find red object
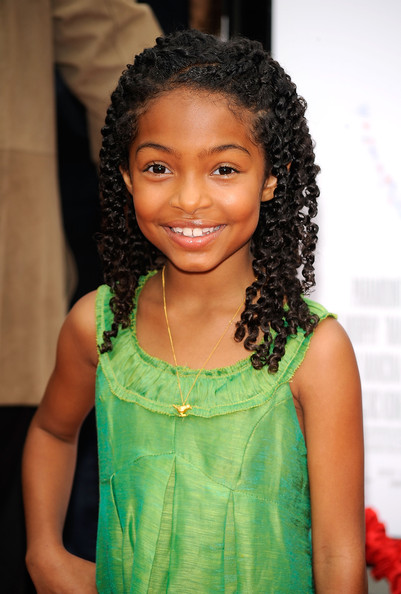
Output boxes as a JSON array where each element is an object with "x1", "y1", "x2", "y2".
[{"x1": 366, "y1": 508, "x2": 401, "y2": 593}]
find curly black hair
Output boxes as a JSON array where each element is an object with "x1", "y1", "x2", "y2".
[{"x1": 98, "y1": 29, "x2": 320, "y2": 372}]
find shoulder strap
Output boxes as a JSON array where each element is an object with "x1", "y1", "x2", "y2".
[
  {"x1": 95, "y1": 272, "x2": 157, "y2": 349},
  {"x1": 95, "y1": 284, "x2": 114, "y2": 347},
  {"x1": 276, "y1": 297, "x2": 337, "y2": 384},
  {"x1": 302, "y1": 296, "x2": 336, "y2": 321}
]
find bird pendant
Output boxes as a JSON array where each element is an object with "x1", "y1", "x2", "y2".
[{"x1": 173, "y1": 403, "x2": 192, "y2": 417}]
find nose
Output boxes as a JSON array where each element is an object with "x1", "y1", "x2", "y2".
[{"x1": 170, "y1": 174, "x2": 211, "y2": 214}]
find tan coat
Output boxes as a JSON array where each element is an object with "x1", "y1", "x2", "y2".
[{"x1": 0, "y1": 0, "x2": 161, "y2": 405}]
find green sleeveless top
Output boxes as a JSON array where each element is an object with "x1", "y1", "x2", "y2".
[{"x1": 95, "y1": 273, "x2": 334, "y2": 593}]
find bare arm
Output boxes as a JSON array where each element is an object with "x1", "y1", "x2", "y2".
[
  {"x1": 292, "y1": 318, "x2": 367, "y2": 593},
  {"x1": 22, "y1": 292, "x2": 98, "y2": 593}
]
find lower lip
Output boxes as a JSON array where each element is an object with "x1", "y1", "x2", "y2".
[{"x1": 163, "y1": 226, "x2": 225, "y2": 249}]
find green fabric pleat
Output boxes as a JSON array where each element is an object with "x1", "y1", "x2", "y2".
[
  {"x1": 148, "y1": 460, "x2": 175, "y2": 592},
  {"x1": 95, "y1": 273, "x2": 335, "y2": 593}
]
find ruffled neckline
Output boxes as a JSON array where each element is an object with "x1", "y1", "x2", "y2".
[{"x1": 96, "y1": 273, "x2": 332, "y2": 417}]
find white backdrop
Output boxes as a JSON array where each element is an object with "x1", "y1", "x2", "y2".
[{"x1": 272, "y1": 0, "x2": 401, "y2": 536}]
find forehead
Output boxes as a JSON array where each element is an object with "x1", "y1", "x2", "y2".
[{"x1": 134, "y1": 88, "x2": 258, "y2": 148}]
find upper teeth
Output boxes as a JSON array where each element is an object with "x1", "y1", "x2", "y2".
[{"x1": 171, "y1": 226, "x2": 220, "y2": 237}]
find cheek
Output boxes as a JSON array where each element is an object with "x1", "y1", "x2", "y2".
[
  {"x1": 132, "y1": 190, "x2": 156, "y2": 222},
  {"x1": 131, "y1": 178, "x2": 166, "y2": 217},
  {"x1": 225, "y1": 191, "x2": 261, "y2": 225},
  {"x1": 133, "y1": 206, "x2": 156, "y2": 236},
  {"x1": 133, "y1": 208, "x2": 160, "y2": 247}
]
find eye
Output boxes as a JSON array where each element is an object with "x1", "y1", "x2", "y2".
[
  {"x1": 144, "y1": 163, "x2": 172, "y2": 175},
  {"x1": 212, "y1": 165, "x2": 238, "y2": 176}
]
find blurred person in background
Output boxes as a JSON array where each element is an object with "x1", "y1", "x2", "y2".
[{"x1": 0, "y1": 1, "x2": 161, "y2": 590}]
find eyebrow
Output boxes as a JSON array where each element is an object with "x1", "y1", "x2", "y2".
[
  {"x1": 135, "y1": 142, "x2": 251, "y2": 157},
  {"x1": 135, "y1": 142, "x2": 176, "y2": 155},
  {"x1": 201, "y1": 144, "x2": 251, "y2": 157}
]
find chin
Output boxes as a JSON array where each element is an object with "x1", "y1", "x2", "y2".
[{"x1": 166, "y1": 257, "x2": 223, "y2": 275}]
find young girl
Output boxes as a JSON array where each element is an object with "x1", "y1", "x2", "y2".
[{"x1": 23, "y1": 30, "x2": 367, "y2": 593}]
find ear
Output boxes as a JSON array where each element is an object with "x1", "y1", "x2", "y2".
[
  {"x1": 119, "y1": 165, "x2": 133, "y2": 196},
  {"x1": 261, "y1": 174, "x2": 277, "y2": 202}
]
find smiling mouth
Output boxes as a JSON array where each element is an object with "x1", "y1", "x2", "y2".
[{"x1": 170, "y1": 225, "x2": 221, "y2": 237}]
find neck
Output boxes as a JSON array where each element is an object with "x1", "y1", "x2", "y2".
[{"x1": 162, "y1": 258, "x2": 255, "y2": 305}]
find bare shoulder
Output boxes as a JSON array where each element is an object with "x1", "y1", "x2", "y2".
[
  {"x1": 304, "y1": 316, "x2": 356, "y2": 367},
  {"x1": 292, "y1": 317, "x2": 361, "y2": 406},
  {"x1": 60, "y1": 290, "x2": 98, "y2": 368}
]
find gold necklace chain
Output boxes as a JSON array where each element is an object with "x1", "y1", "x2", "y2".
[{"x1": 162, "y1": 266, "x2": 244, "y2": 417}]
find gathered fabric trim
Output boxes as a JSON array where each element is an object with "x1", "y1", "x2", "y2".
[{"x1": 96, "y1": 273, "x2": 335, "y2": 417}]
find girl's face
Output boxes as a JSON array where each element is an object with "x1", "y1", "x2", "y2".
[{"x1": 121, "y1": 88, "x2": 276, "y2": 275}]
